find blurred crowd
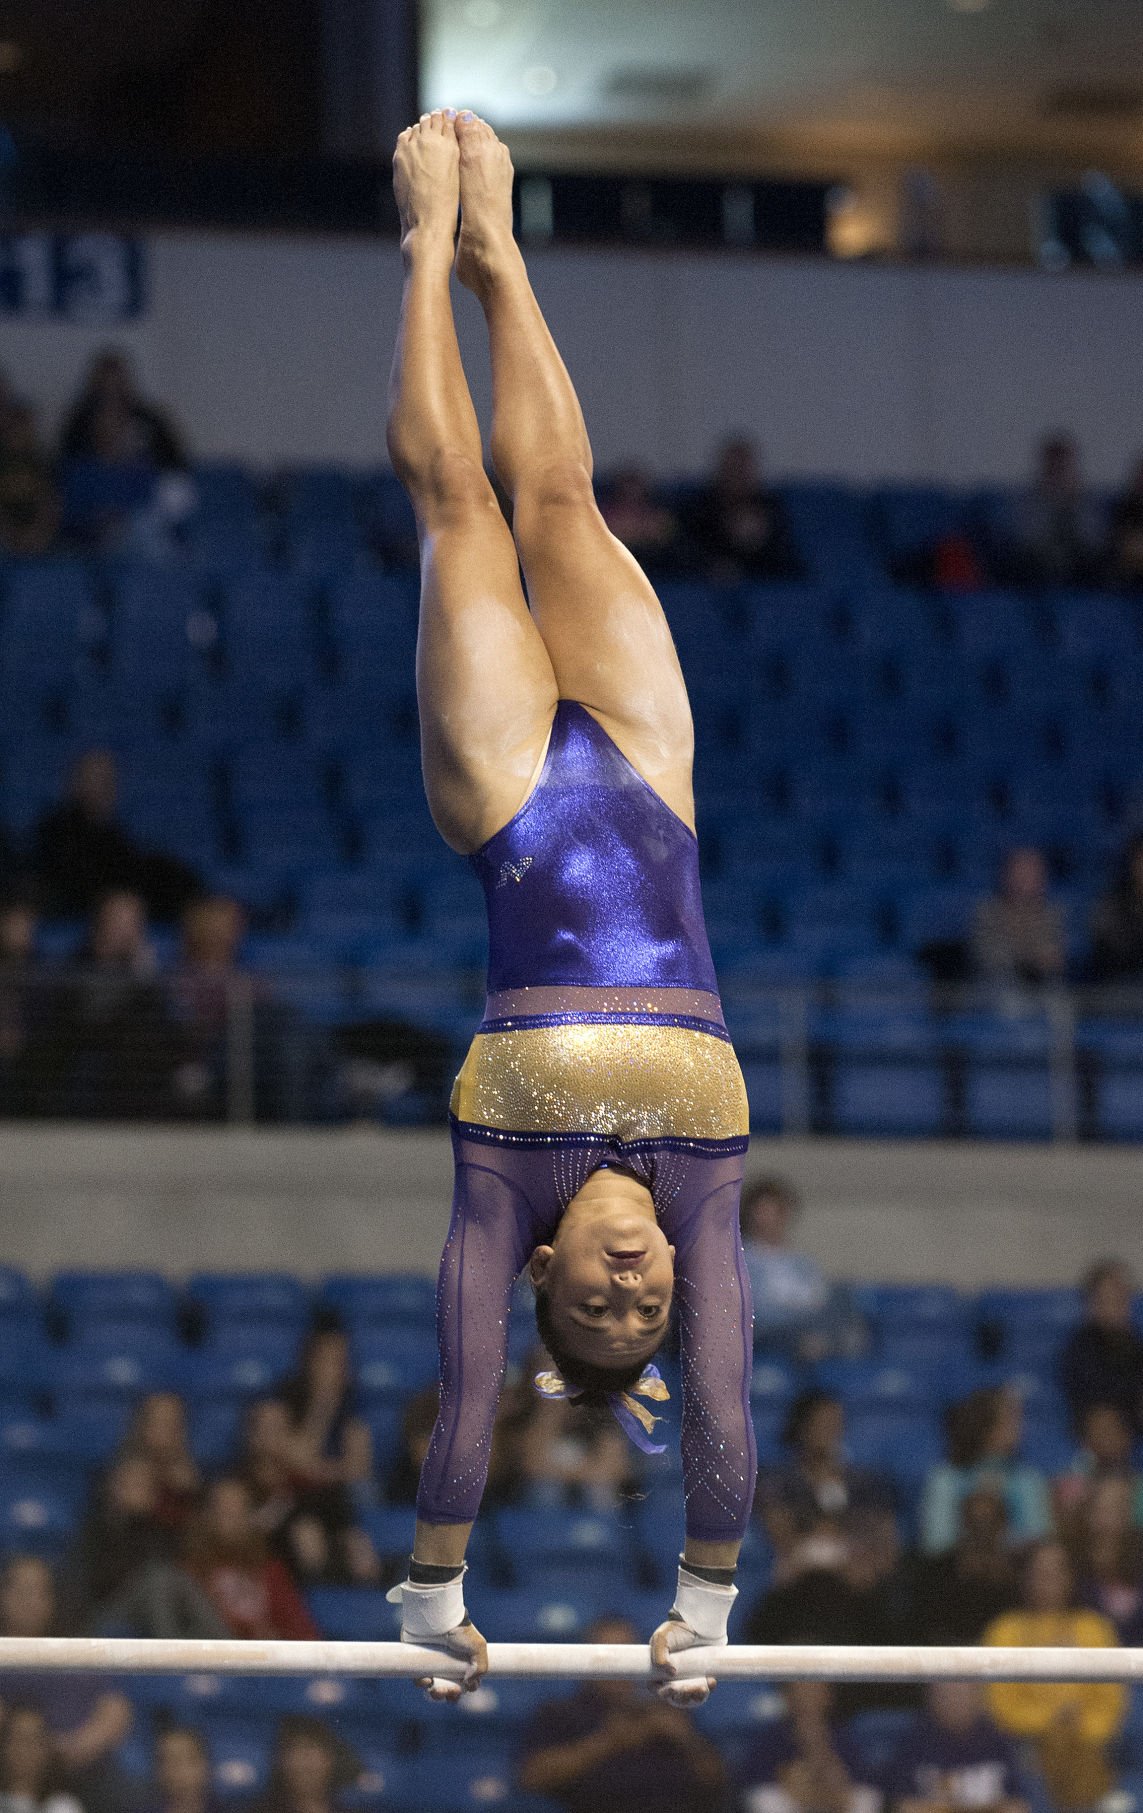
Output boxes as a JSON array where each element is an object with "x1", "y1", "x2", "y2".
[
  {"x1": 0, "y1": 751, "x2": 452, "y2": 1123},
  {"x1": 0, "y1": 353, "x2": 195, "y2": 566},
  {"x1": 0, "y1": 1191, "x2": 1142, "y2": 1811},
  {"x1": 3, "y1": 746, "x2": 1143, "y2": 1131},
  {"x1": 5, "y1": 353, "x2": 1143, "y2": 596}
]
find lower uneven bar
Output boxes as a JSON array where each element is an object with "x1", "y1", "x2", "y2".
[{"x1": 0, "y1": 1639, "x2": 1142, "y2": 1682}]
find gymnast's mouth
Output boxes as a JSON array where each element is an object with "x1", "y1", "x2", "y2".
[{"x1": 606, "y1": 1250, "x2": 647, "y2": 1263}]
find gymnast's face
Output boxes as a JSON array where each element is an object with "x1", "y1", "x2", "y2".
[{"x1": 529, "y1": 1167, "x2": 675, "y2": 1366}]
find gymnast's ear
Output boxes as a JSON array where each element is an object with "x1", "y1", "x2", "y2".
[{"x1": 528, "y1": 1246, "x2": 555, "y2": 1290}]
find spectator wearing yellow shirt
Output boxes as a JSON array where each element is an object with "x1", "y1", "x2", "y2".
[{"x1": 983, "y1": 1539, "x2": 1125, "y2": 1812}]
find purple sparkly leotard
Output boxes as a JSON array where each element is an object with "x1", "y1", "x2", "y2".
[{"x1": 417, "y1": 700, "x2": 755, "y2": 1543}]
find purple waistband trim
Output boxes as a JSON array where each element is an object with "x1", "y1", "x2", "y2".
[
  {"x1": 475, "y1": 1010, "x2": 730, "y2": 1040},
  {"x1": 450, "y1": 1117, "x2": 750, "y2": 1159}
]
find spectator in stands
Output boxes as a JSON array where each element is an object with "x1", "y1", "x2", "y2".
[
  {"x1": 0, "y1": 401, "x2": 61, "y2": 556},
  {"x1": 32, "y1": 751, "x2": 201, "y2": 924},
  {"x1": 885, "y1": 1681, "x2": 1027, "y2": 1813},
  {"x1": 170, "y1": 896, "x2": 328, "y2": 1124},
  {"x1": 60, "y1": 351, "x2": 186, "y2": 471},
  {"x1": 1055, "y1": 1402, "x2": 1143, "y2": 1528},
  {"x1": 239, "y1": 1397, "x2": 380, "y2": 1586},
  {"x1": 147, "y1": 1727, "x2": 218, "y2": 1813},
  {"x1": 0, "y1": 1557, "x2": 134, "y2": 1813},
  {"x1": 1060, "y1": 1259, "x2": 1143, "y2": 1437},
  {"x1": 181, "y1": 1476, "x2": 320, "y2": 1641},
  {"x1": 598, "y1": 469, "x2": 686, "y2": 576},
  {"x1": 983, "y1": 1538, "x2": 1125, "y2": 1811},
  {"x1": 972, "y1": 848, "x2": 1066, "y2": 991},
  {"x1": 919, "y1": 1387, "x2": 1050, "y2": 1556},
  {"x1": 51, "y1": 891, "x2": 180, "y2": 1120},
  {"x1": 517, "y1": 1614, "x2": 725, "y2": 1813},
  {"x1": 745, "y1": 1514, "x2": 911, "y2": 1716},
  {"x1": 517, "y1": 1395, "x2": 640, "y2": 1511},
  {"x1": 123, "y1": 1394, "x2": 202, "y2": 1530},
  {"x1": 62, "y1": 1453, "x2": 223, "y2": 1639},
  {"x1": 909, "y1": 1487, "x2": 1019, "y2": 1646},
  {"x1": 1108, "y1": 454, "x2": 1143, "y2": 591},
  {"x1": 1066, "y1": 1475, "x2": 1143, "y2": 1645},
  {"x1": 999, "y1": 434, "x2": 1106, "y2": 588},
  {"x1": 740, "y1": 1174, "x2": 861, "y2": 1360},
  {"x1": 683, "y1": 436, "x2": 805, "y2": 583},
  {"x1": 1089, "y1": 833, "x2": 1143, "y2": 984},
  {"x1": 277, "y1": 1321, "x2": 373, "y2": 1494},
  {"x1": 0, "y1": 893, "x2": 47, "y2": 1117},
  {"x1": 758, "y1": 1391, "x2": 896, "y2": 1567},
  {"x1": 738, "y1": 1679, "x2": 879, "y2": 1813},
  {"x1": 0, "y1": 1704, "x2": 86, "y2": 1813},
  {"x1": 247, "y1": 1717, "x2": 361, "y2": 1813},
  {"x1": 59, "y1": 390, "x2": 194, "y2": 560}
]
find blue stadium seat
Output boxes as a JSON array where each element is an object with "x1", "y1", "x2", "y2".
[
  {"x1": 845, "y1": 1407, "x2": 942, "y2": 1488},
  {"x1": 735, "y1": 1055, "x2": 781, "y2": 1131},
  {"x1": 202, "y1": 1719, "x2": 271, "y2": 1800},
  {"x1": 832, "y1": 1058, "x2": 946, "y2": 1136},
  {"x1": 873, "y1": 486, "x2": 966, "y2": 570},
  {"x1": 188, "y1": 1272, "x2": 312, "y2": 1328},
  {"x1": 52, "y1": 1269, "x2": 176, "y2": 1327},
  {"x1": 322, "y1": 1274, "x2": 437, "y2": 1327},
  {"x1": 188, "y1": 1400, "x2": 244, "y2": 1468},
  {"x1": 306, "y1": 1585, "x2": 399, "y2": 1641},
  {"x1": 351, "y1": 1329, "x2": 439, "y2": 1402},
  {"x1": 845, "y1": 1707, "x2": 920, "y2": 1777},
  {"x1": 186, "y1": 1350, "x2": 292, "y2": 1402},
  {"x1": 48, "y1": 1334, "x2": 186, "y2": 1401},
  {"x1": 492, "y1": 1505, "x2": 632, "y2": 1580},
  {"x1": 484, "y1": 1585, "x2": 619, "y2": 1643},
  {"x1": 0, "y1": 1483, "x2": 78, "y2": 1555},
  {"x1": 964, "y1": 1064, "x2": 1055, "y2": 1140},
  {"x1": 385, "y1": 1753, "x2": 541, "y2": 1813},
  {"x1": 817, "y1": 1357, "x2": 950, "y2": 1410},
  {"x1": 192, "y1": 462, "x2": 263, "y2": 524}
]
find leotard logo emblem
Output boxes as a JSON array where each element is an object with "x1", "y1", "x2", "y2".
[{"x1": 496, "y1": 857, "x2": 533, "y2": 888}]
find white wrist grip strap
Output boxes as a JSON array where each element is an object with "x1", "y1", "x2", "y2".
[
  {"x1": 671, "y1": 1562, "x2": 736, "y2": 1645},
  {"x1": 386, "y1": 1566, "x2": 467, "y2": 1640}
]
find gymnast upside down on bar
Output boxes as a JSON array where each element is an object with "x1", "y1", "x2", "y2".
[{"x1": 384, "y1": 109, "x2": 755, "y2": 1704}]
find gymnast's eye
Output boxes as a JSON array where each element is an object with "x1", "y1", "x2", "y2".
[
  {"x1": 638, "y1": 1304, "x2": 663, "y2": 1320},
  {"x1": 580, "y1": 1303, "x2": 609, "y2": 1318}
]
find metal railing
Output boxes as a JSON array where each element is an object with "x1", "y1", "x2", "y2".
[{"x1": 1, "y1": 961, "x2": 1141, "y2": 1138}]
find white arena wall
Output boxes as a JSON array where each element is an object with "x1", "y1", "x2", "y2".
[
  {"x1": 1, "y1": 1126, "x2": 1139, "y2": 1288},
  {"x1": 2, "y1": 232, "x2": 1143, "y2": 486}
]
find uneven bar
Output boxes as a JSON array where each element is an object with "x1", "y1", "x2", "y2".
[{"x1": 0, "y1": 1639, "x2": 1142, "y2": 1682}]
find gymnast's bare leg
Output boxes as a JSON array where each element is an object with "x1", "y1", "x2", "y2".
[{"x1": 453, "y1": 113, "x2": 696, "y2": 829}]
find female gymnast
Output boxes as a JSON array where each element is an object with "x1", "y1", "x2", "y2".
[{"x1": 384, "y1": 109, "x2": 755, "y2": 1702}]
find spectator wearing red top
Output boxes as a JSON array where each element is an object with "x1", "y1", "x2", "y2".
[{"x1": 182, "y1": 1477, "x2": 319, "y2": 1641}]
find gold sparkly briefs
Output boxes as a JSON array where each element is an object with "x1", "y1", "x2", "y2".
[{"x1": 450, "y1": 1017, "x2": 750, "y2": 1144}]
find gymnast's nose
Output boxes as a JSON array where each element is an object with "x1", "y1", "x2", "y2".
[{"x1": 610, "y1": 1266, "x2": 642, "y2": 1289}]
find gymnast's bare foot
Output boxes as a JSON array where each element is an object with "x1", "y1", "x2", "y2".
[
  {"x1": 454, "y1": 112, "x2": 519, "y2": 295},
  {"x1": 393, "y1": 110, "x2": 460, "y2": 259}
]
